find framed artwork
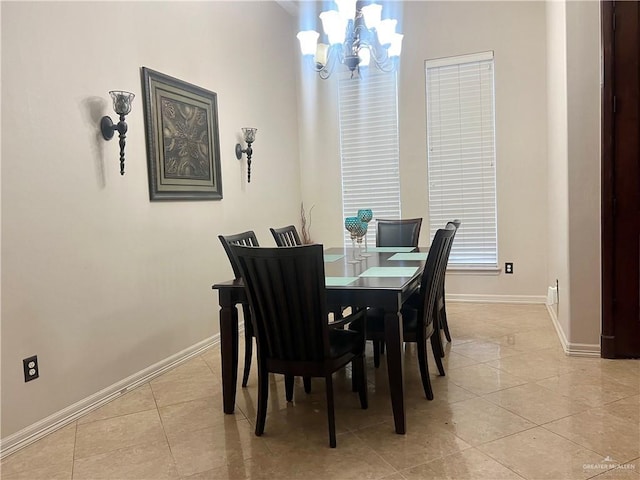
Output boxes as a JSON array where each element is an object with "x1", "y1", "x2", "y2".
[{"x1": 141, "y1": 67, "x2": 222, "y2": 200}]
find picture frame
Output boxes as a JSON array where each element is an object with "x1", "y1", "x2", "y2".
[{"x1": 141, "y1": 67, "x2": 222, "y2": 200}]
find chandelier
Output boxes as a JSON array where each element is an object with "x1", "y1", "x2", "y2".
[{"x1": 297, "y1": 1, "x2": 403, "y2": 79}]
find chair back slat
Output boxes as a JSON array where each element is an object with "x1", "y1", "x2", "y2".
[
  {"x1": 270, "y1": 225, "x2": 302, "y2": 247},
  {"x1": 376, "y1": 218, "x2": 423, "y2": 247},
  {"x1": 232, "y1": 244, "x2": 328, "y2": 362},
  {"x1": 218, "y1": 231, "x2": 259, "y2": 279}
]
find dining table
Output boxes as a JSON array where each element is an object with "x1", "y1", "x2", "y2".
[{"x1": 211, "y1": 245, "x2": 428, "y2": 435}]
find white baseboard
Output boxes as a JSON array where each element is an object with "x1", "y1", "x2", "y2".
[
  {"x1": 546, "y1": 301, "x2": 559, "y2": 324},
  {"x1": 564, "y1": 343, "x2": 601, "y2": 357},
  {"x1": 0, "y1": 334, "x2": 220, "y2": 459},
  {"x1": 448, "y1": 294, "x2": 547, "y2": 304},
  {"x1": 546, "y1": 304, "x2": 601, "y2": 357}
]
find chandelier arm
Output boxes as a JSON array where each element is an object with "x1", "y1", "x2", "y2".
[
  {"x1": 368, "y1": 44, "x2": 397, "y2": 72},
  {"x1": 318, "y1": 44, "x2": 341, "y2": 79},
  {"x1": 374, "y1": 59, "x2": 397, "y2": 73}
]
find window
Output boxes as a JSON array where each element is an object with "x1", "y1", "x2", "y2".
[
  {"x1": 425, "y1": 51, "x2": 498, "y2": 267},
  {"x1": 339, "y1": 71, "x2": 401, "y2": 245}
]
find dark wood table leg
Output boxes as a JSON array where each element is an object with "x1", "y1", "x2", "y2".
[
  {"x1": 384, "y1": 309, "x2": 406, "y2": 434},
  {"x1": 219, "y1": 289, "x2": 239, "y2": 414}
]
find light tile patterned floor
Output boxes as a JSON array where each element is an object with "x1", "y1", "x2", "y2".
[{"x1": 2, "y1": 303, "x2": 639, "y2": 479}]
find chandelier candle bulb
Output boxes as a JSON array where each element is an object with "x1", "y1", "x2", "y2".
[
  {"x1": 297, "y1": 31, "x2": 320, "y2": 55},
  {"x1": 316, "y1": 44, "x2": 329, "y2": 67},
  {"x1": 358, "y1": 48, "x2": 371, "y2": 67},
  {"x1": 388, "y1": 34, "x2": 404, "y2": 57},
  {"x1": 320, "y1": 10, "x2": 347, "y2": 45},
  {"x1": 376, "y1": 19, "x2": 397, "y2": 46},
  {"x1": 361, "y1": 3, "x2": 382, "y2": 29}
]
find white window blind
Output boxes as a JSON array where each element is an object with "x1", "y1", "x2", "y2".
[
  {"x1": 339, "y1": 71, "x2": 401, "y2": 246},
  {"x1": 425, "y1": 51, "x2": 498, "y2": 267}
]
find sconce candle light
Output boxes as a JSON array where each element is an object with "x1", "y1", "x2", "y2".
[
  {"x1": 101, "y1": 90, "x2": 135, "y2": 175},
  {"x1": 235, "y1": 127, "x2": 257, "y2": 183}
]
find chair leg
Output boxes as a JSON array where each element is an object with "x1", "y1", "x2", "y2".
[
  {"x1": 285, "y1": 375, "x2": 294, "y2": 402},
  {"x1": 242, "y1": 315, "x2": 253, "y2": 387},
  {"x1": 433, "y1": 308, "x2": 446, "y2": 359},
  {"x1": 430, "y1": 334, "x2": 446, "y2": 376},
  {"x1": 373, "y1": 340, "x2": 381, "y2": 368},
  {"x1": 325, "y1": 374, "x2": 337, "y2": 448},
  {"x1": 441, "y1": 304, "x2": 452, "y2": 343},
  {"x1": 354, "y1": 355, "x2": 368, "y2": 409},
  {"x1": 433, "y1": 323, "x2": 445, "y2": 360},
  {"x1": 417, "y1": 336, "x2": 434, "y2": 400},
  {"x1": 255, "y1": 362, "x2": 269, "y2": 436},
  {"x1": 303, "y1": 376, "x2": 312, "y2": 393},
  {"x1": 351, "y1": 360, "x2": 358, "y2": 392}
]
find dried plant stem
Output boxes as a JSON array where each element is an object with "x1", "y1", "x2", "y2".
[{"x1": 301, "y1": 202, "x2": 315, "y2": 244}]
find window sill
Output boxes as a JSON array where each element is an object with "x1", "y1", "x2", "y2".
[{"x1": 446, "y1": 266, "x2": 501, "y2": 275}]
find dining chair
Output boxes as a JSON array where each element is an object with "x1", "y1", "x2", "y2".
[
  {"x1": 270, "y1": 223, "x2": 317, "y2": 391},
  {"x1": 218, "y1": 231, "x2": 260, "y2": 388},
  {"x1": 380, "y1": 219, "x2": 460, "y2": 361},
  {"x1": 376, "y1": 218, "x2": 423, "y2": 247},
  {"x1": 372, "y1": 217, "x2": 423, "y2": 359},
  {"x1": 232, "y1": 244, "x2": 368, "y2": 448},
  {"x1": 354, "y1": 225, "x2": 455, "y2": 399},
  {"x1": 404, "y1": 219, "x2": 459, "y2": 359},
  {"x1": 270, "y1": 225, "x2": 302, "y2": 246},
  {"x1": 438, "y1": 219, "x2": 461, "y2": 345}
]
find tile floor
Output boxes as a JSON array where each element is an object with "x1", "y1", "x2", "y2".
[{"x1": 2, "y1": 303, "x2": 639, "y2": 480}]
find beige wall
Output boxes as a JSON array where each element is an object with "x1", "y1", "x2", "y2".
[
  {"x1": 298, "y1": 1, "x2": 550, "y2": 300},
  {"x1": 545, "y1": 0, "x2": 601, "y2": 351},
  {"x1": 566, "y1": 0, "x2": 601, "y2": 348},
  {"x1": 1, "y1": 1, "x2": 302, "y2": 438},
  {"x1": 546, "y1": 0, "x2": 571, "y2": 335}
]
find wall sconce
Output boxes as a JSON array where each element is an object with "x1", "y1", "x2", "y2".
[
  {"x1": 235, "y1": 127, "x2": 257, "y2": 183},
  {"x1": 101, "y1": 90, "x2": 135, "y2": 175}
]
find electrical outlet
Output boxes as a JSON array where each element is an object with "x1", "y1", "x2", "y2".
[
  {"x1": 505, "y1": 262, "x2": 514, "y2": 274},
  {"x1": 23, "y1": 355, "x2": 39, "y2": 382}
]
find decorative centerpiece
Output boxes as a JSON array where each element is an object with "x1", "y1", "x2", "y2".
[
  {"x1": 344, "y1": 216, "x2": 361, "y2": 263},
  {"x1": 357, "y1": 209, "x2": 373, "y2": 255},
  {"x1": 355, "y1": 220, "x2": 368, "y2": 258}
]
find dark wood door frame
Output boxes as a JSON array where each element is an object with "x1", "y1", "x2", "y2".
[
  {"x1": 601, "y1": 1, "x2": 615, "y2": 358},
  {"x1": 601, "y1": 0, "x2": 640, "y2": 358}
]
